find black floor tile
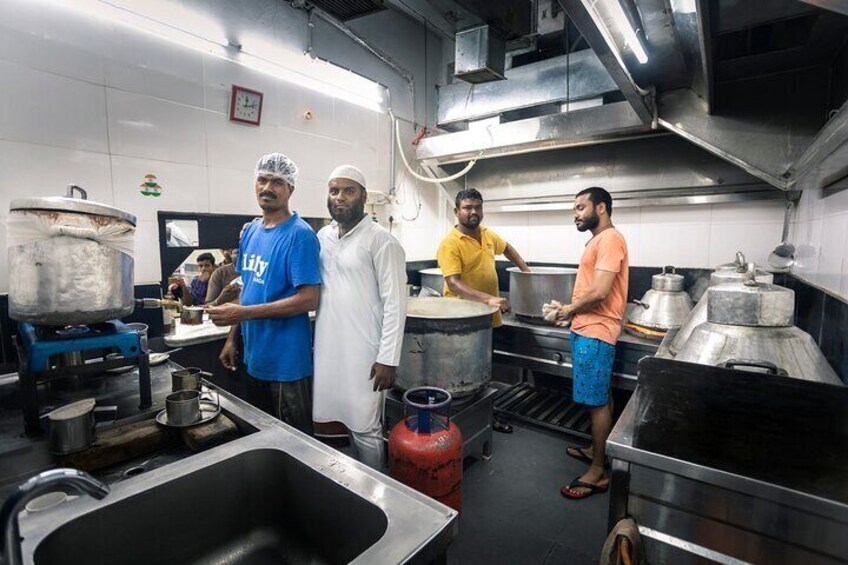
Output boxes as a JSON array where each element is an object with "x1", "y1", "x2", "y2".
[{"x1": 447, "y1": 422, "x2": 608, "y2": 564}]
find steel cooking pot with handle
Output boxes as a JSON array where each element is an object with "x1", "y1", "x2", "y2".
[{"x1": 7, "y1": 185, "x2": 137, "y2": 325}]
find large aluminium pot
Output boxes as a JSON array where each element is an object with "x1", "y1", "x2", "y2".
[
  {"x1": 8, "y1": 186, "x2": 137, "y2": 325},
  {"x1": 673, "y1": 271, "x2": 840, "y2": 385},
  {"x1": 660, "y1": 255, "x2": 774, "y2": 358},
  {"x1": 507, "y1": 267, "x2": 577, "y2": 320},
  {"x1": 396, "y1": 297, "x2": 498, "y2": 399},
  {"x1": 418, "y1": 268, "x2": 445, "y2": 295}
]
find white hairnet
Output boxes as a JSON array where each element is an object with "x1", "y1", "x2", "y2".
[
  {"x1": 255, "y1": 153, "x2": 298, "y2": 187},
  {"x1": 328, "y1": 164, "x2": 366, "y2": 189}
]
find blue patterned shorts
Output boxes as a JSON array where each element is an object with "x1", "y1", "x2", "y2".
[{"x1": 569, "y1": 332, "x2": 615, "y2": 407}]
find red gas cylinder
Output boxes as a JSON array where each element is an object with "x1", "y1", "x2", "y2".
[{"x1": 389, "y1": 387, "x2": 464, "y2": 512}]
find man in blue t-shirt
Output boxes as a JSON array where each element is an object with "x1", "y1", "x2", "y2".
[{"x1": 207, "y1": 153, "x2": 321, "y2": 435}]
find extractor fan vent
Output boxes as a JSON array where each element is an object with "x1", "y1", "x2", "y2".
[{"x1": 308, "y1": 0, "x2": 386, "y2": 21}]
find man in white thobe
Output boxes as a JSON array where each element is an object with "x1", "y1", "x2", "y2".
[{"x1": 313, "y1": 165, "x2": 407, "y2": 469}]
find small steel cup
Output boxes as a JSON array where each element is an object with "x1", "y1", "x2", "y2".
[
  {"x1": 165, "y1": 390, "x2": 202, "y2": 426},
  {"x1": 171, "y1": 368, "x2": 203, "y2": 392}
]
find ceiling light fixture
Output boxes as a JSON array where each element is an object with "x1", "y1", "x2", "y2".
[{"x1": 606, "y1": 0, "x2": 649, "y2": 64}]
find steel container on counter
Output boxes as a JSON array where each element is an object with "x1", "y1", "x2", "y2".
[
  {"x1": 389, "y1": 387, "x2": 463, "y2": 512},
  {"x1": 396, "y1": 297, "x2": 498, "y2": 399},
  {"x1": 507, "y1": 267, "x2": 577, "y2": 320},
  {"x1": 8, "y1": 186, "x2": 137, "y2": 325},
  {"x1": 661, "y1": 254, "x2": 774, "y2": 357},
  {"x1": 418, "y1": 268, "x2": 445, "y2": 295},
  {"x1": 674, "y1": 267, "x2": 840, "y2": 384},
  {"x1": 45, "y1": 398, "x2": 117, "y2": 455},
  {"x1": 626, "y1": 266, "x2": 694, "y2": 340}
]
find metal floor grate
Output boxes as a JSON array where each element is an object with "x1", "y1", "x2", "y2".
[{"x1": 495, "y1": 383, "x2": 592, "y2": 439}]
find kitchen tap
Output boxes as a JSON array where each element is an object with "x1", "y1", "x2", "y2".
[{"x1": 1, "y1": 468, "x2": 109, "y2": 565}]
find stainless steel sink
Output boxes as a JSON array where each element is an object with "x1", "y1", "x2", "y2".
[
  {"x1": 17, "y1": 388, "x2": 457, "y2": 564},
  {"x1": 34, "y1": 449, "x2": 387, "y2": 564}
]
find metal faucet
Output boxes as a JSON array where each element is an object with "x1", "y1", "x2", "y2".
[{"x1": 1, "y1": 468, "x2": 109, "y2": 565}]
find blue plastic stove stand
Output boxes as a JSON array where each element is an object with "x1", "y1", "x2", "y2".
[{"x1": 15, "y1": 320, "x2": 152, "y2": 435}]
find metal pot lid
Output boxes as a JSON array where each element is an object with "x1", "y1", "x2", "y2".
[
  {"x1": 419, "y1": 268, "x2": 443, "y2": 275},
  {"x1": 707, "y1": 270, "x2": 794, "y2": 327},
  {"x1": 46, "y1": 398, "x2": 96, "y2": 421},
  {"x1": 407, "y1": 297, "x2": 498, "y2": 319},
  {"x1": 714, "y1": 251, "x2": 747, "y2": 272},
  {"x1": 710, "y1": 266, "x2": 773, "y2": 287},
  {"x1": 651, "y1": 266, "x2": 685, "y2": 292},
  {"x1": 10, "y1": 196, "x2": 137, "y2": 226},
  {"x1": 507, "y1": 267, "x2": 577, "y2": 275}
]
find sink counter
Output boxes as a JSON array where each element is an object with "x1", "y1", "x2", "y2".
[{"x1": 10, "y1": 383, "x2": 457, "y2": 564}]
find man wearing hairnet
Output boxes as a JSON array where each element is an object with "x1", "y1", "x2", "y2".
[
  {"x1": 312, "y1": 165, "x2": 406, "y2": 469},
  {"x1": 208, "y1": 153, "x2": 321, "y2": 435}
]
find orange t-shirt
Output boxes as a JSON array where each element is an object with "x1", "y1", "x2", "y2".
[{"x1": 570, "y1": 227, "x2": 629, "y2": 345}]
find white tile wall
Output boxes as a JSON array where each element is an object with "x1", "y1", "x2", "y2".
[
  {"x1": 106, "y1": 89, "x2": 208, "y2": 165},
  {"x1": 134, "y1": 220, "x2": 162, "y2": 284},
  {"x1": 0, "y1": 141, "x2": 114, "y2": 212},
  {"x1": 0, "y1": 3, "x2": 399, "y2": 290},
  {"x1": 793, "y1": 161, "x2": 848, "y2": 299},
  {"x1": 208, "y1": 167, "x2": 259, "y2": 215},
  {"x1": 0, "y1": 61, "x2": 109, "y2": 153},
  {"x1": 103, "y1": 27, "x2": 205, "y2": 108},
  {"x1": 0, "y1": 1, "x2": 107, "y2": 84},
  {"x1": 111, "y1": 155, "x2": 210, "y2": 221},
  {"x1": 0, "y1": 216, "x2": 7, "y2": 292}
]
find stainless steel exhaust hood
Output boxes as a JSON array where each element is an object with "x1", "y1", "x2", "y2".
[{"x1": 412, "y1": 0, "x2": 848, "y2": 193}]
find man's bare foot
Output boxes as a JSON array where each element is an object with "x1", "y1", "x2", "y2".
[{"x1": 560, "y1": 464, "x2": 609, "y2": 499}]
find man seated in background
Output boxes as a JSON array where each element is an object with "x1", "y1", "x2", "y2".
[
  {"x1": 437, "y1": 188, "x2": 531, "y2": 434},
  {"x1": 170, "y1": 252, "x2": 216, "y2": 306},
  {"x1": 206, "y1": 248, "x2": 241, "y2": 306}
]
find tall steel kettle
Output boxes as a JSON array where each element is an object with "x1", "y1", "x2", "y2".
[{"x1": 625, "y1": 266, "x2": 694, "y2": 340}]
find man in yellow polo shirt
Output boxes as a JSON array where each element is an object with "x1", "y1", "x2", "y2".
[{"x1": 437, "y1": 188, "x2": 531, "y2": 433}]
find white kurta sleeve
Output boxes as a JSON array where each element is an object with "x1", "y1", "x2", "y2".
[{"x1": 373, "y1": 234, "x2": 407, "y2": 366}]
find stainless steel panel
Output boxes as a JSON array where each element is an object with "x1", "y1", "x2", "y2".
[
  {"x1": 417, "y1": 101, "x2": 651, "y2": 164},
  {"x1": 438, "y1": 50, "x2": 617, "y2": 125},
  {"x1": 630, "y1": 496, "x2": 845, "y2": 564},
  {"x1": 557, "y1": 0, "x2": 655, "y2": 123},
  {"x1": 628, "y1": 465, "x2": 848, "y2": 559},
  {"x1": 507, "y1": 267, "x2": 576, "y2": 319},
  {"x1": 658, "y1": 88, "x2": 819, "y2": 189},
  {"x1": 454, "y1": 25, "x2": 505, "y2": 84},
  {"x1": 459, "y1": 133, "x2": 769, "y2": 203},
  {"x1": 670, "y1": 0, "x2": 712, "y2": 111}
]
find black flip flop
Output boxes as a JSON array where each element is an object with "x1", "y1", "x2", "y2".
[
  {"x1": 560, "y1": 477, "x2": 609, "y2": 500},
  {"x1": 566, "y1": 445, "x2": 593, "y2": 465}
]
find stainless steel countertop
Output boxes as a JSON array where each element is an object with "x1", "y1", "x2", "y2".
[
  {"x1": 608, "y1": 386, "x2": 848, "y2": 522},
  {"x1": 500, "y1": 311, "x2": 659, "y2": 351}
]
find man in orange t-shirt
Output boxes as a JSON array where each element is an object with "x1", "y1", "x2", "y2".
[{"x1": 555, "y1": 186, "x2": 628, "y2": 500}]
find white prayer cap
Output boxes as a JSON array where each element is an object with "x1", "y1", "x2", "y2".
[
  {"x1": 328, "y1": 164, "x2": 366, "y2": 189},
  {"x1": 255, "y1": 153, "x2": 298, "y2": 187}
]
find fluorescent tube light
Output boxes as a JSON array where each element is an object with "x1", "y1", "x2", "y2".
[{"x1": 606, "y1": 0, "x2": 649, "y2": 64}]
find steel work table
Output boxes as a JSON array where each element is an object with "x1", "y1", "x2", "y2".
[{"x1": 607, "y1": 357, "x2": 848, "y2": 564}]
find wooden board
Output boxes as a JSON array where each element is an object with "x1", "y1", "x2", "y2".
[
  {"x1": 57, "y1": 420, "x2": 179, "y2": 472},
  {"x1": 180, "y1": 413, "x2": 239, "y2": 452}
]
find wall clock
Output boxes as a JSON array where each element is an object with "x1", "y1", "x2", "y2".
[{"x1": 229, "y1": 85, "x2": 263, "y2": 125}]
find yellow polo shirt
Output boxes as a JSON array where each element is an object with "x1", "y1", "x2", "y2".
[{"x1": 437, "y1": 226, "x2": 507, "y2": 327}]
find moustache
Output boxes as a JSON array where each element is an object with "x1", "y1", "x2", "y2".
[{"x1": 259, "y1": 191, "x2": 277, "y2": 199}]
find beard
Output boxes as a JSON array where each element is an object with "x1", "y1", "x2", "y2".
[
  {"x1": 459, "y1": 215, "x2": 481, "y2": 229},
  {"x1": 329, "y1": 196, "x2": 366, "y2": 225},
  {"x1": 575, "y1": 211, "x2": 600, "y2": 232}
]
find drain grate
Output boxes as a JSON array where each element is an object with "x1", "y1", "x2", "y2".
[{"x1": 495, "y1": 383, "x2": 593, "y2": 439}]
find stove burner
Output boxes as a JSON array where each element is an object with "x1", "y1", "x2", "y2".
[
  {"x1": 55, "y1": 325, "x2": 91, "y2": 338},
  {"x1": 33, "y1": 322, "x2": 118, "y2": 341}
]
